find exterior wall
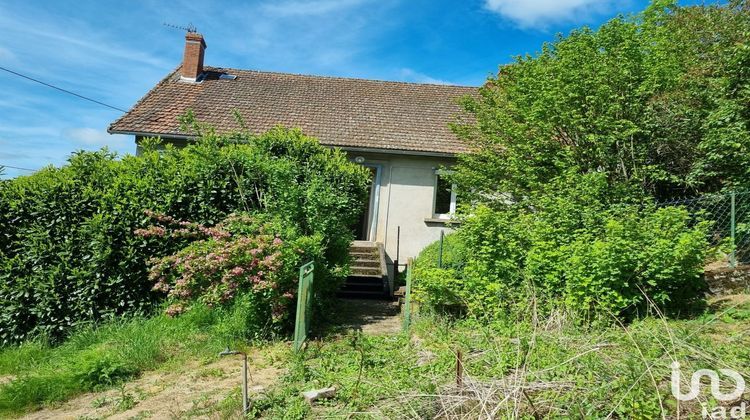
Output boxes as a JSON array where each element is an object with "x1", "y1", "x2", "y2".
[{"x1": 345, "y1": 151, "x2": 457, "y2": 278}]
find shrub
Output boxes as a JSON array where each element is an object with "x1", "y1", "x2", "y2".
[
  {"x1": 451, "y1": 1, "x2": 750, "y2": 203},
  {"x1": 142, "y1": 212, "x2": 326, "y2": 337},
  {"x1": 562, "y1": 207, "x2": 710, "y2": 319},
  {"x1": 0, "y1": 127, "x2": 370, "y2": 344},
  {"x1": 414, "y1": 175, "x2": 711, "y2": 321}
]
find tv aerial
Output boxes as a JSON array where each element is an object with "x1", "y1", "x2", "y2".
[{"x1": 163, "y1": 22, "x2": 197, "y2": 33}]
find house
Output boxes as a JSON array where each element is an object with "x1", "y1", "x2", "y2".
[{"x1": 108, "y1": 32, "x2": 476, "y2": 293}]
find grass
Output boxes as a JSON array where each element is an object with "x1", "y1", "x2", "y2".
[
  {"x1": 244, "y1": 295, "x2": 750, "y2": 419},
  {"x1": 0, "y1": 301, "x2": 257, "y2": 417},
  {"x1": 1, "y1": 295, "x2": 748, "y2": 418}
]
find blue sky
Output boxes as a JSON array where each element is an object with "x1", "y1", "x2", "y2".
[{"x1": 0, "y1": 0, "x2": 656, "y2": 178}]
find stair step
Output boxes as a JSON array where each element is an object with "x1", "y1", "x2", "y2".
[
  {"x1": 349, "y1": 273, "x2": 383, "y2": 279},
  {"x1": 351, "y1": 266, "x2": 382, "y2": 276},
  {"x1": 341, "y1": 282, "x2": 383, "y2": 292},
  {"x1": 337, "y1": 289, "x2": 388, "y2": 298},
  {"x1": 344, "y1": 241, "x2": 389, "y2": 296},
  {"x1": 345, "y1": 276, "x2": 384, "y2": 285},
  {"x1": 350, "y1": 248, "x2": 378, "y2": 254},
  {"x1": 353, "y1": 259, "x2": 380, "y2": 267}
]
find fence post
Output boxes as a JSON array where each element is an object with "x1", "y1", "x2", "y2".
[
  {"x1": 294, "y1": 261, "x2": 314, "y2": 352},
  {"x1": 731, "y1": 191, "x2": 737, "y2": 268},
  {"x1": 402, "y1": 257, "x2": 413, "y2": 332},
  {"x1": 438, "y1": 230, "x2": 444, "y2": 269}
]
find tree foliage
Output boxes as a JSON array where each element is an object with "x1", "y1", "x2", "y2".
[{"x1": 452, "y1": 0, "x2": 750, "y2": 203}]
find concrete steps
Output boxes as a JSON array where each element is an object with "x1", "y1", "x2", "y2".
[{"x1": 340, "y1": 241, "x2": 389, "y2": 298}]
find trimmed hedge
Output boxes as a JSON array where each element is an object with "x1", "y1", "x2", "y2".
[{"x1": 0, "y1": 127, "x2": 370, "y2": 344}]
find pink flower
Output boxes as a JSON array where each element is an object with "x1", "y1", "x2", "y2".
[
  {"x1": 261, "y1": 255, "x2": 276, "y2": 267},
  {"x1": 165, "y1": 303, "x2": 185, "y2": 317},
  {"x1": 152, "y1": 281, "x2": 171, "y2": 293},
  {"x1": 134, "y1": 226, "x2": 166, "y2": 238}
]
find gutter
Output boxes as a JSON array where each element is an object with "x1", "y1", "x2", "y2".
[
  {"x1": 107, "y1": 129, "x2": 193, "y2": 140},
  {"x1": 107, "y1": 129, "x2": 461, "y2": 158}
]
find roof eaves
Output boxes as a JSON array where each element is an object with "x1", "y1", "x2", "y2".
[{"x1": 107, "y1": 67, "x2": 181, "y2": 132}]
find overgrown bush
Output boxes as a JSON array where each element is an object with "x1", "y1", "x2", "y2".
[
  {"x1": 415, "y1": 174, "x2": 711, "y2": 321},
  {"x1": 0, "y1": 127, "x2": 370, "y2": 344}
]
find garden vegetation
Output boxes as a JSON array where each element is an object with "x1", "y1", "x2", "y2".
[
  {"x1": 415, "y1": 0, "x2": 750, "y2": 321},
  {"x1": 0, "y1": 126, "x2": 370, "y2": 344},
  {"x1": 0, "y1": 1, "x2": 748, "y2": 418}
]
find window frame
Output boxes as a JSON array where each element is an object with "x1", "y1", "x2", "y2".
[{"x1": 432, "y1": 169, "x2": 457, "y2": 219}]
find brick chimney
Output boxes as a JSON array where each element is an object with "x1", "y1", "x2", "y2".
[{"x1": 181, "y1": 32, "x2": 206, "y2": 81}]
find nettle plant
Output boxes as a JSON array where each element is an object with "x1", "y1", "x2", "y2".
[{"x1": 136, "y1": 212, "x2": 312, "y2": 330}]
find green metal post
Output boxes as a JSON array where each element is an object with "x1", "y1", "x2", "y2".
[
  {"x1": 438, "y1": 230, "x2": 444, "y2": 269},
  {"x1": 294, "y1": 261, "x2": 314, "y2": 352},
  {"x1": 402, "y1": 257, "x2": 413, "y2": 332},
  {"x1": 729, "y1": 191, "x2": 737, "y2": 268}
]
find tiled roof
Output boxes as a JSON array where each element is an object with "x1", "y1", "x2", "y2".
[{"x1": 108, "y1": 67, "x2": 476, "y2": 155}]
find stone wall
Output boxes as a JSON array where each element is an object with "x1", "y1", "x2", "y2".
[{"x1": 704, "y1": 264, "x2": 750, "y2": 295}]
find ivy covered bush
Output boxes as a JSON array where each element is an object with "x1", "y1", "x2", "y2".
[{"x1": 0, "y1": 127, "x2": 370, "y2": 344}]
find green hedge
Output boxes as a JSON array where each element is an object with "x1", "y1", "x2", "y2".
[{"x1": 0, "y1": 127, "x2": 370, "y2": 344}]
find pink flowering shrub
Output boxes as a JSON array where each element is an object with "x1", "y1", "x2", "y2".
[{"x1": 137, "y1": 212, "x2": 324, "y2": 333}]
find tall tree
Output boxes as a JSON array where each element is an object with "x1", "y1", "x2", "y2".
[{"x1": 452, "y1": 0, "x2": 750, "y2": 204}]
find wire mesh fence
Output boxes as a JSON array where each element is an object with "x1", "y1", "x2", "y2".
[{"x1": 659, "y1": 190, "x2": 750, "y2": 268}]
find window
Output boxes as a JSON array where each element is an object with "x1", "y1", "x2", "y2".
[{"x1": 433, "y1": 171, "x2": 457, "y2": 218}]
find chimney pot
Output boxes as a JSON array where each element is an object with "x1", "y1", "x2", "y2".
[{"x1": 181, "y1": 32, "x2": 206, "y2": 81}]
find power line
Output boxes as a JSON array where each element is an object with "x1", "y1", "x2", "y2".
[
  {"x1": 0, "y1": 66, "x2": 128, "y2": 113},
  {"x1": 0, "y1": 164, "x2": 36, "y2": 172}
]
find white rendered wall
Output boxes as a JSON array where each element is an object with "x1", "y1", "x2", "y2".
[{"x1": 346, "y1": 151, "x2": 457, "y2": 279}]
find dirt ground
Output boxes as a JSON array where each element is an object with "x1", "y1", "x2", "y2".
[
  {"x1": 22, "y1": 353, "x2": 282, "y2": 420},
  {"x1": 18, "y1": 297, "x2": 402, "y2": 419}
]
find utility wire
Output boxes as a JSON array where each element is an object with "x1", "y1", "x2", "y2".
[
  {"x1": 0, "y1": 164, "x2": 36, "y2": 172},
  {"x1": 0, "y1": 66, "x2": 128, "y2": 113}
]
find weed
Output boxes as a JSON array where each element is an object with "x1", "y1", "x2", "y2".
[
  {"x1": 246, "y1": 296, "x2": 750, "y2": 418},
  {"x1": 0, "y1": 300, "x2": 254, "y2": 416},
  {"x1": 193, "y1": 367, "x2": 225, "y2": 379},
  {"x1": 90, "y1": 396, "x2": 109, "y2": 409},
  {"x1": 115, "y1": 387, "x2": 137, "y2": 412}
]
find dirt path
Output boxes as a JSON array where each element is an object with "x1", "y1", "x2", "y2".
[
  {"x1": 330, "y1": 298, "x2": 402, "y2": 335},
  {"x1": 23, "y1": 352, "x2": 282, "y2": 420},
  {"x1": 19, "y1": 299, "x2": 401, "y2": 419}
]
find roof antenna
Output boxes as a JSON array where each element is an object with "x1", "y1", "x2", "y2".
[{"x1": 163, "y1": 22, "x2": 198, "y2": 33}]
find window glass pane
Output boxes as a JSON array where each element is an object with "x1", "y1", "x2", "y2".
[{"x1": 435, "y1": 175, "x2": 452, "y2": 214}]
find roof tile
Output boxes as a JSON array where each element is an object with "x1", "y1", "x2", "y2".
[{"x1": 109, "y1": 67, "x2": 476, "y2": 154}]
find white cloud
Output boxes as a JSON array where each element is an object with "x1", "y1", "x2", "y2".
[
  {"x1": 483, "y1": 0, "x2": 620, "y2": 29},
  {"x1": 398, "y1": 68, "x2": 453, "y2": 85},
  {"x1": 63, "y1": 128, "x2": 126, "y2": 147}
]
